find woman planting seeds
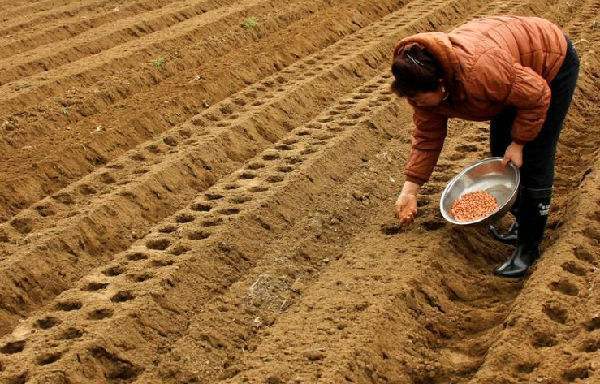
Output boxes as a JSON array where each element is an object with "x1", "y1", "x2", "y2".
[{"x1": 391, "y1": 16, "x2": 580, "y2": 278}]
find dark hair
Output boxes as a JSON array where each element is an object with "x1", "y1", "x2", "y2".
[{"x1": 391, "y1": 43, "x2": 444, "y2": 97}]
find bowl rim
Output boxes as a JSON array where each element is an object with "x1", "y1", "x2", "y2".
[{"x1": 439, "y1": 157, "x2": 520, "y2": 225}]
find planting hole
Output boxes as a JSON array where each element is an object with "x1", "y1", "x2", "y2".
[
  {"x1": 146, "y1": 144, "x2": 161, "y2": 154},
  {"x1": 163, "y1": 136, "x2": 177, "y2": 146},
  {"x1": 59, "y1": 327, "x2": 83, "y2": 340},
  {"x1": 205, "y1": 193, "x2": 224, "y2": 201},
  {"x1": 275, "y1": 144, "x2": 293, "y2": 151},
  {"x1": 191, "y1": 202, "x2": 212, "y2": 212},
  {"x1": 230, "y1": 195, "x2": 252, "y2": 204},
  {"x1": 99, "y1": 172, "x2": 116, "y2": 184},
  {"x1": 202, "y1": 219, "x2": 222, "y2": 227},
  {"x1": 249, "y1": 186, "x2": 268, "y2": 193},
  {"x1": 422, "y1": 220, "x2": 445, "y2": 231},
  {"x1": 563, "y1": 366, "x2": 590, "y2": 382},
  {"x1": 561, "y1": 261, "x2": 587, "y2": 276},
  {"x1": 111, "y1": 291, "x2": 135, "y2": 303},
  {"x1": 175, "y1": 213, "x2": 195, "y2": 223},
  {"x1": 224, "y1": 183, "x2": 240, "y2": 190},
  {"x1": 381, "y1": 224, "x2": 402, "y2": 236},
  {"x1": 247, "y1": 162, "x2": 265, "y2": 170},
  {"x1": 35, "y1": 316, "x2": 61, "y2": 330},
  {"x1": 83, "y1": 282, "x2": 109, "y2": 291},
  {"x1": 218, "y1": 208, "x2": 240, "y2": 215},
  {"x1": 542, "y1": 302, "x2": 568, "y2": 324},
  {"x1": 584, "y1": 315, "x2": 600, "y2": 331},
  {"x1": 158, "y1": 225, "x2": 177, "y2": 234},
  {"x1": 0, "y1": 340, "x2": 25, "y2": 355},
  {"x1": 267, "y1": 175, "x2": 284, "y2": 183},
  {"x1": 56, "y1": 300, "x2": 82, "y2": 311},
  {"x1": 188, "y1": 231, "x2": 210, "y2": 240},
  {"x1": 130, "y1": 153, "x2": 145, "y2": 161},
  {"x1": 532, "y1": 332, "x2": 557, "y2": 348},
  {"x1": 263, "y1": 153, "x2": 280, "y2": 161},
  {"x1": 580, "y1": 338, "x2": 600, "y2": 352},
  {"x1": 169, "y1": 245, "x2": 191, "y2": 256},
  {"x1": 300, "y1": 147, "x2": 317, "y2": 155},
  {"x1": 126, "y1": 252, "x2": 147, "y2": 261},
  {"x1": 151, "y1": 259, "x2": 175, "y2": 267},
  {"x1": 131, "y1": 272, "x2": 154, "y2": 283},
  {"x1": 35, "y1": 204, "x2": 55, "y2": 217},
  {"x1": 146, "y1": 238, "x2": 171, "y2": 250},
  {"x1": 179, "y1": 129, "x2": 192, "y2": 138},
  {"x1": 87, "y1": 308, "x2": 113, "y2": 320},
  {"x1": 102, "y1": 265, "x2": 125, "y2": 276},
  {"x1": 286, "y1": 156, "x2": 303, "y2": 164},
  {"x1": 549, "y1": 278, "x2": 579, "y2": 296},
  {"x1": 37, "y1": 352, "x2": 62, "y2": 366}
]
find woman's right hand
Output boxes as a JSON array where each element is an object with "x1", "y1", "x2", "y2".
[{"x1": 395, "y1": 181, "x2": 420, "y2": 225}]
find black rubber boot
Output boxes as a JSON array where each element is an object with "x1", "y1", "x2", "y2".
[
  {"x1": 489, "y1": 188, "x2": 521, "y2": 245},
  {"x1": 494, "y1": 244, "x2": 540, "y2": 278},
  {"x1": 493, "y1": 188, "x2": 550, "y2": 279},
  {"x1": 489, "y1": 221, "x2": 518, "y2": 245}
]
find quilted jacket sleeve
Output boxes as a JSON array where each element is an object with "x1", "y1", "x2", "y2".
[
  {"x1": 469, "y1": 48, "x2": 551, "y2": 144},
  {"x1": 404, "y1": 107, "x2": 448, "y2": 185}
]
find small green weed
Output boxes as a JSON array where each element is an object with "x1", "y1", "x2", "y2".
[
  {"x1": 152, "y1": 57, "x2": 166, "y2": 70},
  {"x1": 241, "y1": 17, "x2": 258, "y2": 29}
]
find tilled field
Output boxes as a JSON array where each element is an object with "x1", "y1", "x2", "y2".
[{"x1": 0, "y1": 0, "x2": 598, "y2": 383}]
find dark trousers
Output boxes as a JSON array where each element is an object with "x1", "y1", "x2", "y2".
[{"x1": 489, "y1": 37, "x2": 580, "y2": 246}]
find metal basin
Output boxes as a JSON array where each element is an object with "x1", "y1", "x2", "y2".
[{"x1": 440, "y1": 157, "x2": 520, "y2": 225}]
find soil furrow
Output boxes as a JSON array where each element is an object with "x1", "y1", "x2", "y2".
[
  {"x1": 135, "y1": 94, "x2": 434, "y2": 383},
  {"x1": 0, "y1": 0, "x2": 134, "y2": 37},
  {"x1": 0, "y1": 0, "x2": 94, "y2": 24},
  {"x1": 0, "y1": 68, "x2": 402, "y2": 384},
  {"x1": 325, "y1": 3, "x2": 600, "y2": 383},
  {"x1": 0, "y1": 0, "x2": 402, "y2": 221},
  {"x1": 0, "y1": 0, "x2": 421, "y2": 249},
  {"x1": 468, "y1": 159, "x2": 600, "y2": 382},
  {"x1": 0, "y1": 0, "x2": 497, "y2": 379},
  {"x1": 0, "y1": 0, "x2": 411, "y2": 336},
  {"x1": 0, "y1": 0, "x2": 598, "y2": 382},
  {"x1": 137, "y1": 111, "x2": 413, "y2": 384},
  {"x1": 133, "y1": 0, "x2": 539, "y2": 380},
  {"x1": 210, "y1": 115, "x2": 501, "y2": 383},
  {"x1": 0, "y1": 0, "x2": 264, "y2": 85},
  {"x1": 211, "y1": 1, "x2": 600, "y2": 382},
  {"x1": 463, "y1": 9, "x2": 600, "y2": 383},
  {"x1": 395, "y1": 3, "x2": 600, "y2": 382},
  {"x1": 365, "y1": 2, "x2": 600, "y2": 382},
  {"x1": 0, "y1": 0, "x2": 181, "y2": 57}
]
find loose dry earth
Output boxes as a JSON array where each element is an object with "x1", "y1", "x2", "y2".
[{"x1": 0, "y1": 0, "x2": 598, "y2": 383}]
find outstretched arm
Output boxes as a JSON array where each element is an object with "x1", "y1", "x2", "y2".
[{"x1": 397, "y1": 109, "x2": 448, "y2": 224}]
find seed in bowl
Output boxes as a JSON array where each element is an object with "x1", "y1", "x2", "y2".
[{"x1": 450, "y1": 191, "x2": 498, "y2": 222}]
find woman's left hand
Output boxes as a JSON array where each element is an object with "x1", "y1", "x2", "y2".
[{"x1": 502, "y1": 142, "x2": 524, "y2": 167}]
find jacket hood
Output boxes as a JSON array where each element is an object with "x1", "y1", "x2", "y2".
[{"x1": 394, "y1": 32, "x2": 460, "y2": 86}]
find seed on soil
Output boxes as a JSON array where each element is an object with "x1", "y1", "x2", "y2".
[{"x1": 450, "y1": 191, "x2": 498, "y2": 222}]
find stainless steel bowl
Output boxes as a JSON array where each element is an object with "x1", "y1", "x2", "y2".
[{"x1": 440, "y1": 157, "x2": 520, "y2": 225}]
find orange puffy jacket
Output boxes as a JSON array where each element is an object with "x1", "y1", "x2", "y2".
[{"x1": 394, "y1": 16, "x2": 567, "y2": 185}]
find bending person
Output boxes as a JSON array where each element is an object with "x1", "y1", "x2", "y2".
[{"x1": 391, "y1": 16, "x2": 580, "y2": 278}]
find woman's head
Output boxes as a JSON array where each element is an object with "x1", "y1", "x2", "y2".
[{"x1": 391, "y1": 43, "x2": 446, "y2": 107}]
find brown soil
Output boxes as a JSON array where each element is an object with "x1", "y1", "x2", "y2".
[{"x1": 0, "y1": 0, "x2": 598, "y2": 383}]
